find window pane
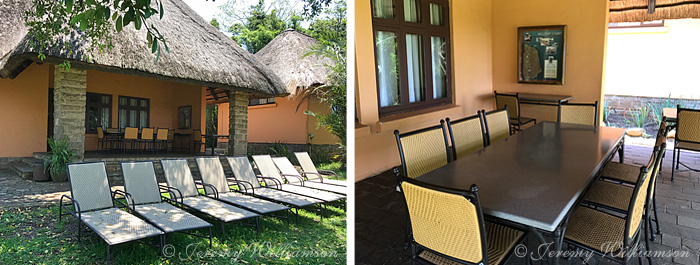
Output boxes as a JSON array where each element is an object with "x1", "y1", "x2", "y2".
[
  {"x1": 141, "y1": 99, "x2": 148, "y2": 108},
  {"x1": 130, "y1": 98, "x2": 138, "y2": 107},
  {"x1": 269, "y1": 97, "x2": 275, "y2": 103},
  {"x1": 404, "y1": 0, "x2": 421, "y2": 22},
  {"x1": 119, "y1": 109, "x2": 127, "y2": 129},
  {"x1": 371, "y1": 0, "x2": 394, "y2": 19},
  {"x1": 129, "y1": 110, "x2": 137, "y2": 127},
  {"x1": 119, "y1": 97, "x2": 127, "y2": 106},
  {"x1": 140, "y1": 111, "x2": 148, "y2": 128},
  {"x1": 101, "y1": 108, "x2": 110, "y2": 129},
  {"x1": 431, "y1": 36, "x2": 447, "y2": 99},
  {"x1": 87, "y1": 107, "x2": 98, "y2": 132},
  {"x1": 406, "y1": 34, "x2": 424, "y2": 103},
  {"x1": 375, "y1": 31, "x2": 401, "y2": 107},
  {"x1": 101, "y1": 95, "x2": 109, "y2": 104},
  {"x1": 430, "y1": 4, "x2": 444, "y2": 26}
]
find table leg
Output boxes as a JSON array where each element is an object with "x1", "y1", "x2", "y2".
[
  {"x1": 619, "y1": 138, "x2": 625, "y2": 163},
  {"x1": 553, "y1": 226, "x2": 563, "y2": 265}
]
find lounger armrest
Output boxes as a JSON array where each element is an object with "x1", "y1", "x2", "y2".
[
  {"x1": 281, "y1": 173, "x2": 305, "y2": 185},
  {"x1": 301, "y1": 171, "x2": 325, "y2": 182},
  {"x1": 159, "y1": 184, "x2": 183, "y2": 205},
  {"x1": 257, "y1": 176, "x2": 282, "y2": 189},
  {"x1": 112, "y1": 190, "x2": 135, "y2": 212},
  {"x1": 317, "y1": 169, "x2": 338, "y2": 177},
  {"x1": 226, "y1": 179, "x2": 250, "y2": 193},
  {"x1": 195, "y1": 181, "x2": 219, "y2": 199},
  {"x1": 59, "y1": 194, "x2": 81, "y2": 220}
]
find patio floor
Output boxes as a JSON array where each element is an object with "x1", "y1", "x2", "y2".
[{"x1": 356, "y1": 142, "x2": 700, "y2": 265}]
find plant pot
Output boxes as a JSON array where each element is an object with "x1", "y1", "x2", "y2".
[
  {"x1": 50, "y1": 170, "x2": 68, "y2": 182},
  {"x1": 626, "y1": 128, "x2": 645, "y2": 137},
  {"x1": 32, "y1": 162, "x2": 50, "y2": 182}
]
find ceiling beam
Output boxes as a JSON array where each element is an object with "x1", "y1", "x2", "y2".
[{"x1": 208, "y1": 87, "x2": 220, "y2": 101}]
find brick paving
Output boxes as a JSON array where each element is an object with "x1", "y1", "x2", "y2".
[{"x1": 356, "y1": 143, "x2": 700, "y2": 265}]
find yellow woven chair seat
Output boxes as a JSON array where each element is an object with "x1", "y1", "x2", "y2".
[
  {"x1": 583, "y1": 181, "x2": 633, "y2": 211},
  {"x1": 602, "y1": 163, "x2": 640, "y2": 183},
  {"x1": 418, "y1": 222, "x2": 524, "y2": 265},
  {"x1": 564, "y1": 207, "x2": 625, "y2": 254},
  {"x1": 677, "y1": 141, "x2": 700, "y2": 152}
]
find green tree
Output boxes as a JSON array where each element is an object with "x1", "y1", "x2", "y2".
[
  {"x1": 210, "y1": 18, "x2": 221, "y2": 30},
  {"x1": 221, "y1": 0, "x2": 294, "y2": 53}
]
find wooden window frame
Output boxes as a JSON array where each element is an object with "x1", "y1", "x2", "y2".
[
  {"x1": 85, "y1": 92, "x2": 112, "y2": 134},
  {"x1": 117, "y1": 95, "x2": 150, "y2": 129},
  {"x1": 248, "y1": 97, "x2": 276, "y2": 106},
  {"x1": 372, "y1": 0, "x2": 452, "y2": 117}
]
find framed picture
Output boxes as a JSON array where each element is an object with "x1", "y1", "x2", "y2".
[
  {"x1": 517, "y1": 25, "x2": 566, "y2": 85},
  {"x1": 178, "y1": 105, "x2": 192, "y2": 129}
]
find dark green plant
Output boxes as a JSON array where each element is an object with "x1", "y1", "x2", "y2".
[
  {"x1": 268, "y1": 141, "x2": 293, "y2": 160},
  {"x1": 625, "y1": 106, "x2": 651, "y2": 128},
  {"x1": 43, "y1": 137, "x2": 77, "y2": 182},
  {"x1": 647, "y1": 94, "x2": 684, "y2": 127},
  {"x1": 602, "y1": 101, "x2": 612, "y2": 125}
]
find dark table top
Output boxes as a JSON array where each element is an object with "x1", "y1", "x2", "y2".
[
  {"x1": 416, "y1": 122, "x2": 626, "y2": 231},
  {"x1": 509, "y1": 92, "x2": 573, "y2": 103}
]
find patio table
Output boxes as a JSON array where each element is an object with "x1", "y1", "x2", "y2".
[
  {"x1": 202, "y1": 134, "x2": 228, "y2": 155},
  {"x1": 416, "y1": 122, "x2": 625, "y2": 264}
]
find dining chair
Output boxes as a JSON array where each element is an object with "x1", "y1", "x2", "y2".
[
  {"x1": 482, "y1": 108, "x2": 511, "y2": 146},
  {"x1": 672, "y1": 105, "x2": 700, "y2": 181},
  {"x1": 399, "y1": 176, "x2": 527, "y2": 265},
  {"x1": 394, "y1": 121, "x2": 450, "y2": 179},
  {"x1": 167, "y1": 130, "x2": 175, "y2": 152},
  {"x1": 564, "y1": 149, "x2": 656, "y2": 265},
  {"x1": 123, "y1": 127, "x2": 139, "y2": 153},
  {"x1": 445, "y1": 112, "x2": 486, "y2": 160},
  {"x1": 557, "y1": 101, "x2": 598, "y2": 126},
  {"x1": 140, "y1": 128, "x2": 155, "y2": 153},
  {"x1": 155, "y1": 128, "x2": 169, "y2": 153},
  {"x1": 193, "y1": 129, "x2": 203, "y2": 154},
  {"x1": 96, "y1": 126, "x2": 108, "y2": 151},
  {"x1": 494, "y1": 91, "x2": 536, "y2": 133}
]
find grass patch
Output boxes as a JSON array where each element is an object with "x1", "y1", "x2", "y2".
[
  {"x1": 316, "y1": 163, "x2": 346, "y2": 180},
  {"x1": 0, "y1": 200, "x2": 346, "y2": 264}
]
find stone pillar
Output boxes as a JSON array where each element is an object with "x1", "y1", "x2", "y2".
[
  {"x1": 53, "y1": 67, "x2": 87, "y2": 160},
  {"x1": 228, "y1": 91, "x2": 249, "y2": 156}
]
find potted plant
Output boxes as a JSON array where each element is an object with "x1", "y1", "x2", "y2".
[{"x1": 43, "y1": 137, "x2": 76, "y2": 182}]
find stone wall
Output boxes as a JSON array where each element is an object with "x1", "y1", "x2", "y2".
[
  {"x1": 228, "y1": 91, "x2": 248, "y2": 156},
  {"x1": 605, "y1": 94, "x2": 700, "y2": 113},
  {"x1": 53, "y1": 67, "x2": 87, "y2": 160}
]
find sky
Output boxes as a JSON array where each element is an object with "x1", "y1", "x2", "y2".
[{"x1": 181, "y1": 0, "x2": 226, "y2": 21}]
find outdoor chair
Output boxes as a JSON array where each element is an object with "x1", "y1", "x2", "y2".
[
  {"x1": 167, "y1": 130, "x2": 175, "y2": 152},
  {"x1": 160, "y1": 159, "x2": 260, "y2": 235},
  {"x1": 672, "y1": 106, "x2": 700, "y2": 181},
  {"x1": 139, "y1": 128, "x2": 155, "y2": 153},
  {"x1": 226, "y1": 156, "x2": 326, "y2": 221},
  {"x1": 557, "y1": 101, "x2": 598, "y2": 126},
  {"x1": 482, "y1": 108, "x2": 512, "y2": 146},
  {"x1": 59, "y1": 162, "x2": 164, "y2": 261},
  {"x1": 393, "y1": 121, "x2": 450, "y2": 179},
  {"x1": 195, "y1": 157, "x2": 291, "y2": 222},
  {"x1": 120, "y1": 161, "x2": 213, "y2": 246},
  {"x1": 399, "y1": 176, "x2": 527, "y2": 265},
  {"x1": 446, "y1": 112, "x2": 486, "y2": 160},
  {"x1": 96, "y1": 126, "x2": 110, "y2": 151},
  {"x1": 193, "y1": 129, "x2": 203, "y2": 154},
  {"x1": 123, "y1": 127, "x2": 139, "y2": 153},
  {"x1": 271, "y1": 156, "x2": 347, "y2": 195},
  {"x1": 494, "y1": 91, "x2": 536, "y2": 133},
  {"x1": 564, "y1": 150, "x2": 656, "y2": 265},
  {"x1": 252, "y1": 155, "x2": 346, "y2": 203},
  {"x1": 293, "y1": 152, "x2": 347, "y2": 186},
  {"x1": 155, "y1": 128, "x2": 169, "y2": 153}
]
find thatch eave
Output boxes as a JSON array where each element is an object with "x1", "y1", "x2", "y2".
[{"x1": 610, "y1": 0, "x2": 700, "y2": 22}]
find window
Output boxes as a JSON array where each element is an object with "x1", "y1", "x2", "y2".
[
  {"x1": 372, "y1": 0, "x2": 451, "y2": 116},
  {"x1": 85, "y1": 93, "x2": 112, "y2": 133},
  {"x1": 118, "y1": 96, "x2": 149, "y2": 129},
  {"x1": 248, "y1": 97, "x2": 276, "y2": 106},
  {"x1": 608, "y1": 20, "x2": 664, "y2": 28}
]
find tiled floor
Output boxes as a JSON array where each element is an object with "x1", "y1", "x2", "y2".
[{"x1": 356, "y1": 143, "x2": 700, "y2": 265}]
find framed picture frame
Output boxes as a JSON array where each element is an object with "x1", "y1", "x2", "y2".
[
  {"x1": 178, "y1": 105, "x2": 192, "y2": 129},
  {"x1": 517, "y1": 25, "x2": 566, "y2": 85}
]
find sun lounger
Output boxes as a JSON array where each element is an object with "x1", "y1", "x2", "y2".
[
  {"x1": 252, "y1": 155, "x2": 345, "y2": 202},
  {"x1": 294, "y1": 152, "x2": 347, "y2": 186},
  {"x1": 272, "y1": 156, "x2": 347, "y2": 195}
]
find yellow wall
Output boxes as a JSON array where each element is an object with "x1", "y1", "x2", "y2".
[
  {"x1": 0, "y1": 63, "x2": 49, "y2": 157},
  {"x1": 83, "y1": 70, "x2": 205, "y2": 151},
  {"x1": 491, "y1": 0, "x2": 609, "y2": 122},
  {"x1": 605, "y1": 19, "x2": 700, "y2": 99},
  {"x1": 354, "y1": 0, "x2": 495, "y2": 181},
  {"x1": 218, "y1": 95, "x2": 339, "y2": 145}
]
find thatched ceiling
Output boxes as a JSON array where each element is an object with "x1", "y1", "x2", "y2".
[
  {"x1": 254, "y1": 29, "x2": 333, "y2": 95},
  {"x1": 0, "y1": 0, "x2": 288, "y2": 98},
  {"x1": 610, "y1": 0, "x2": 700, "y2": 22}
]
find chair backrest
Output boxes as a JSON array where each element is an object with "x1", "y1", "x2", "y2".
[
  {"x1": 482, "y1": 107, "x2": 511, "y2": 146},
  {"x1": 226, "y1": 156, "x2": 262, "y2": 189},
  {"x1": 394, "y1": 122, "x2": 450, "y2": 179},
  {"x1": 624, "y1": 149, "x2": 658, "y2": 246},
  {"x1": 494, "y1": 91, "x2": 520, "y2": 120},
  {"x1": 558, "y1": 101, "x2": 598, "y2": 126},
  {"x1": 156, "y1": 128, "x2": 168, "y2": 141},
  {"x1": 676, "y1": 106, "x2": 700, "y2": 144},
  {"x1": 160, "y1": 159, "x2": 199, "y2": 197},
  {"x1": 106, "y1": 128, "x2": 118, "y2": 133},
  {"x1": 97, "y1": 126, "x2": 104, "y2": 139},
  {"x1": 272, "y1": 157, "x2": 303, "y2": 184},
  {"x1": 66, "y1": 162, "x2": 114, "y2": 212},
  {"x1": 124, "y1": 127, "x2": 139, "y2": 140},
  {"x1": 168, "y1": 130, "x2": 174, "y2": 140},
  {"x1": 294, "y1": 152, "x2": 320, "y2": 180},
  {"x1": 195, "y1": 157, "x2": 230, "y2": 195},
  {"x1": 141, "y1": 128, "x2": 154, "y2": 140},
  {"x1": 121, "y1": 161, "x2": 162, "y2": 204},
  {"x1": 400, "y1": 176, "x2": 487, "y2": 264},
  {"x1": 252, "y1": 155, "x2": 285, "y2": 185},
  {"x1": 446, "y1": 113, "x2": 485, "y2": 160},
  {"x1": 193, "y1": 130, "x2": 202, "y2": 141}
]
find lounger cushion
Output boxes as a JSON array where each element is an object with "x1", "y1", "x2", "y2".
[
  {"x1": 281, "y1": 184, "x2": 346, "y2": 202},
  {"x1": 181, "y1": 197, "x2": 258, "y2": 222},
  {"x1": 301, "y1": 181, "x2": 347, "y2": 195},
  {"x1": 253, "y1": 188, "x2": 322, "y2": 208},
  {"x1": 308, "y1": 178, "x2": 347, "y2": 187},
  {"x1": 80, "y1": 208, "x2": 163, "y2": 245},
  {"x1": 217, "y1": 193, "x2": 290, "y2": 214},
  {"x1": 134, "y1": 202, "x2": 211, "y2": 233}
]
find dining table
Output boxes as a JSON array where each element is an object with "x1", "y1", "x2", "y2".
[
  {"x1": 202, "y1": 134, "x2": 228, "y2": 155},
  {"x1": 416, "y1": 122, "x2": 626, "y2": 264}
]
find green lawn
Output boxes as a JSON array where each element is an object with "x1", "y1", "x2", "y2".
[{"x1": 0, "y1": 193, "x2": 346, "y2": 264}]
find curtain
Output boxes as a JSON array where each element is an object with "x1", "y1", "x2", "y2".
[
  {"x1": 372, "y1": 0, "x2": 394, "y2": 19},
  {"x1": 404, "y1": 0, "x2": 420, "y2": 22},
  {"x1": 430, "y1": 4, "x2": 443, "y2": 26},
  {"x1": 376, "y1": 31, "x2": 400, "y2": 107},
  {"x1": 432, "y1": 36, "x2": 447, "y2": 99},
  {"x1": 406, "y1": 34, "x2": 424, "y2": 103}
]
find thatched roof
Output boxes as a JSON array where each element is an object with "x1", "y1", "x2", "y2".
[
  {"x1": 610, "y1": 0, "x2": 700, "y2": 22},
  {"x1": 0, "y1": 0, "x2": 288, "y2": 97},
  {"x1": 254, "y1": 29, "x2": 332, "y2": 95}
]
